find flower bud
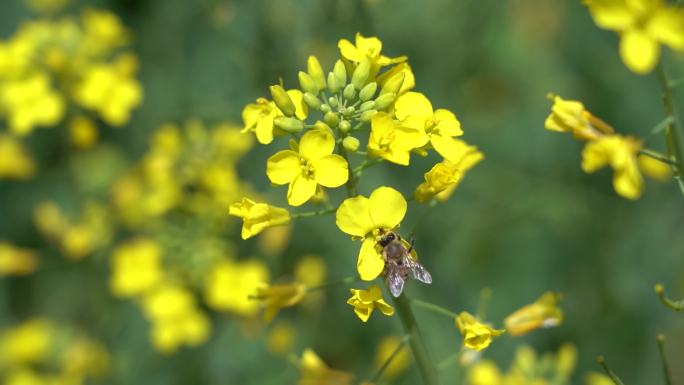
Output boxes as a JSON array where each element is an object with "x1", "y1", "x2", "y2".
[
  {"x1": 343, "y1": 84, "x2": 356, "y2": 101},
  {"x1": 298, "y1": 71, "x2": 318, "y2": 94},
  {"x1": 324, "y1": 111, "x2": 339, "y2": 127},
  {"x1": 333, "y1": 60, "x2": 347, "y2": 85},
  {"x1": 342, "y1": 136, "x2": 360, "y2": 152},
  {"x1": 339, "y1": 120, "x2": 351, "y2": 133},
  {"x1": 359, "y1": 100, "x2": 375, "y2": 112},
  {"x1": 380, "y1": 72, "x2": 405, "y2": 95},
  {"x1": 327, "y1": 96, "x2": 339, "y2": 108},
  {"x1": 351, "y1": 58, "x2": 371, "y2": 90},
  {"x1": 274, "y1": 117, "x2": 304, "y2": 133},
  {"x1": 269, "y1": 85, "x2": 295, "y2": 116},
  {"x1": 327, "y1": 72, "x2": 342, "y2": 93},
  {"x1": 307, "y1": 56, "x2": 326, "y2": 90},
  {"x1": 374, "y1": 92, "x2": 396, "y2": 110},
  {"x1": 320, "y1": 104, "x2": 331, "y2": 113},
  {"x1": 359, "y1": 82, "x2": 377, "y2": 101},
  {"x1": 359, "y1": 110, "x2": 377, "y2": 122},
  {"x1": 303, "y1": 93, "x2": 321, "y2": 110},
  {"x1": 344, "y1": 106, "x2": 356, "y2": 115}
]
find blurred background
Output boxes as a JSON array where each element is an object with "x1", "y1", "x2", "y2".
[{"x1": 0, "y1": 0, "x2": 683, "y2": 384}]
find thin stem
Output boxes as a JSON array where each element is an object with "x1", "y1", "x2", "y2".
[
  {"x1": 338, "y1": 133, "x2": 358, "y2": 197},
  {"x1": 654, "y1": 283, "x2": 684, "y2": 311},
  {"x1": 353, "y1": 157, "x2": 383, "y2": 176},
  {"x1": 655, "y1": 62, "x2": 684, "y2": 196},
  {"x1": 369, "y1": 335, "x2": 410, "y2": 383},
  {"x1": 291, "y1": 207, "x2": 336, "y2": 219},
  {"x1": 597, "y1": 356, "x2": 626, "y2": 385},
  {"x1": 391, "y1": 294, "x2": 440, "y2": 385},
  {"x1": 638, "y1": 149, "x2": 678, "y2": 166},
  {"x1": 648, "y1": 116, "x2": 675, "y2": 137},
  {"x1": 436, "y1": 352, "x2": 461, "y2": 371},
  {"x1": 656, "y1": 335, "x2": 672, "y2": 385},
  {"x1": 411, "y1": 298, "x2": 458, "y2": 318},
  {"x1": 306, "y1": 276, "x2": 356, "y2": 292}
]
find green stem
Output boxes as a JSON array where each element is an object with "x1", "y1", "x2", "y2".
[
  {"x1": 369, "y1": 335, "x2": 410, "y2": 383},
  {"x1": 654, "y1": 283, "x2": 684, "y2": 311},
  {"x1": 391, "y1": 294, "x2": 440, "y2": 385},
  {"x1": 656, "y1": 335, "x2": 672, "y2": 385},
  {"x1": 597, "y1": 356, "x2": 626, "y2": 385},
  {"x1": 655, "y1": 63, "x2": 684, "y2": 195},
  {"x1": 648, "y1": 116, "x2": 675, "y2": 137},
  {"x1": 306, "y1": 276, "x2": 356, "y2": 292},
  {"x1": 291, "y1": 207, "x2": 336, "y2": 219},
  {"x1": 411, "y1": 298, "x2": 458, "y2": 318},
  {"x1": 352, "y1": 157, "x2": 383, "y2": 176},
  {"x1": 638, "y1": 149, "x2": 678, "y2": 166},
  {"x1": 338, "y1": 133, "x2": 358, "y2": 197}
]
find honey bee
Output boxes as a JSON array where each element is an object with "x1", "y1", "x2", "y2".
[{"x1": 379, "y1": 231, "x2": 432, "y2": 297}]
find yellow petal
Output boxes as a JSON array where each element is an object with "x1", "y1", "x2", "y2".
[
  {"x1": 430, "y1": 135, "x2": 462, "y2": 163},
  {"x1": 287, "y1": 174, "x2": 317, "y2": 206},
  {"x1": 267, "y1": 150, "x2": 301, "y2": 184},
  {"x1": 356, "y1": 32, "x2": 383, "y2": 57},
  {"x1": 613, "y1": 160, "x2": 643, "y2": 199},
  {"x1": 338, "y1": 38, "x2": 363, "y2": 62},
  {"x1": 354, "y1": 305, "x2": 373, "y2": 322},
  {"x1": 368, "y1": 187, "x2": 407, "y2": 230},
  {"x1": 434, "y1": 109, "x2": 463, "y2": 136},
  {"x1": 648, "y1": 8, "x2": 684, "y2": 50},
  {"x1": 357, "y1": 238, "x2": 385, "y2": 281},
  {"x1": 375, "y1": 299, "x2": 395, "y2": 316},
  {"x1": 313, "y1": 155, "x2": 348, "y2": 187},
  {"x1": 336, "y1": 196, "x2": 375, "y2": 237},
  {"x1": 286, "y1": 89, "x2": 308, "y2": 120},
  {"x1": 394, "y1": 92, "x2": 433, "y2": 120},
  {"x1": 585, "y1": 0, "x2": 636, "y2": 30},
  {"x1": 255, "y1": 113, "x2": 275, "y2": 144},
  {"x1": 620, "y1": 29, "x2": 659, "y2": 74},
  {"x1": 299, "y1": 129, "x2": 335, "y2": 161},
  {"x1": 582, "y1": 140, "x2": 610, "y2": 173}
]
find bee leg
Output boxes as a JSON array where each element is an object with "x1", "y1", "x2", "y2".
[{"x1": 407, "y1": 236, "x2": 415, "y2": 254}]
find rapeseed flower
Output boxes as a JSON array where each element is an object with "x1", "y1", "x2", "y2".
[
  {"x1": 0, "y1": 242, "x2": 38, "y2": 276},
  {"x1": 338, "y1": 32, "x2": 406, "y2": 77},
  {"x1": 504, "y1": 292, "x2": 563, "y2": 336},
  {"x1": 415, "y1": 140, "x2": 484, "y2": 202},
  {"x1": 455, "y1": 312, "x2": 504, "y2": 352},
  {"x1": 298, "y1": 349, "x2": 354, "y2": 385},
  {"x1": 368, "y1": 112, "x2": 425, "y2": 165},
  {"x1": 242, "y1": 89, "x2": 307, "y2": 145},
  {"x1": 229, "y1": 198, "x2": 291, "y2": 239},
  {"x1": 544, "y1": 95, "x2": 614, "y2": 140},
  {"x1": 0, "y1": 134, "x2": 35, "y2": 179},
  {"x1": 253, "y1": 282, "x2": 307, "y2": 322},
  {"x1": 347, "y1": 285, "x2": 394, "y2": 322},
  {"x1": 582, "y1": 134, "x2": 643, "y2": 199},
  {"x1": 109, "y1": 238, "x2": 164, "y2": 298},
  {"x1": 204, "y1": 259, "x2": 270, "y2": 316}
]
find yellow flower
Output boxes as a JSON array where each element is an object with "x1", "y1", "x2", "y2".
[
  {"x1": 394, "y1": 92, "x2": 464, "y2": 161},
  {"x1": 368, "y1": 112, "x2": 426, "y2": 165},
  {"x1": 242, "y1": 90, "x2": 307, "y2": 145},
  {"x1": 1, "y1": 72, "x2": 65, "y2": 135},
  {"x1": 253, "y1": 282, "x2": 307, "y2": 322},
  {"x1": 109, "y1": 238, "x2": 164, "y2": 298},
  {"x1": 294, "y1": 254, "x2": 327, "y2": 287},
  {"x1": 298, "y1": 349, "x2": 354, "y2": 385},
  {"x1": 415, "y1": 140, "x2": 484, "y2": 202},
  {"x1": 81, "y1": 8, "x2": 130, "y2": 54},
  {"x1": 377, "y1": 62, "x2": 415, "y2": 95},
  {"x1": 266, "y1": 321, "x2": 295, "y2": 356},
  {"x1": 204, "y1": 259, "x2": 270, "y2": 316},
  {"x1": 455, "y1": 312, "x2": 504, "y2": 352},
  {"x1": 228, "y1": 198, "x2": 291, "y2": 239},
  {"x1": 267, "y1": 128, "x2": 348, "y2": 206},
  {"x1": 73, "y1": 63, "x2": 142, "y2": 126},
  {"x1": 373, "y1": 336, "x2": 410, "y2": 380},
  {"x1": 584, "y1": 0, "x2": 684, "y2": 74},
  {"x1": 69, "y1": 115, "x2": 98, "y2": 149},
  {"x1": 504, "y1": 292, "x2": 563, "y2": 337},
  {"x1": 467, "y1": 360, "x2": 503, "y2": 385},
  {"x1": 585, "y1": 372, "x2": 615, "y2": 385},
  {"x1": 582, "y1": 134, "x2": 643, "y2": 199},
  {"x1": 544, "y1": 95, "x2": 614, "y2": 140},
  {"x1": 338, "y1": 32, "x2": 406, "y2": 77},
  {"x1": 0, "y1": 242, "x2": 38, "y2": 276},
  {"x1": 0, "y1": 134, "x2": 35, "y2": 179},
  {"x1": 336, "y1": 186, "x2": 407, "y2": 280},
  {"x1": 347, "y1": 285, "x2": 395, "y2": 322},
  {"x1": 0, "y1": 319, "x2": 53, "y2": 365}
]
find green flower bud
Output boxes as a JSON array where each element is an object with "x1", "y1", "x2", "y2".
[
  {"x1": 344, "y1": 106, "x2": 356, "y2": 115},
  {"x1": 359, "y1": 82, "x2": 377, "y2": 101},
  {"x1": 342, "y1": 136, "x2": 360, "y2": 152},
  {"x1": 327, "y1": 96, "x2": 339, "y2": 108},
  {"x1": 320, "y1": 104, "x2": 331, "y2": 113},
  {"x1": 333, "y1": 60, "x2": 347, "y2": 85},
  {"x1": 374, "y1": 92, "x2": 396, "y2": 110},
  {"x1": 339, "y1": 120, "x2": 351, "y2": 133},
  {"x1": 307, "y1": 56, "x2": 326, "y2": 90},
  {"x1": 324, "y1": 111, "x2": 339, "y2": 127},
  {"x1": 343, "y1": 84, "x2": 356, "y2": 101},
  {"x1": 298, "y1": 71, "x2": 318, "y2": 94},
  {"x1": 303, "y1": 92, "x2": 321, "y2": 109},
  {"x1": 359, "y1": 100, "x2": 376, "y2": 112},
  {"x1": 274, "y1": 117, "x2": 304, "y2": 133},
  {"x1": 327, "y1": 72, "x2": 342, "y2": 93},
  {"x1": 269, "y1": 85, "x2": 296, "y2": 116},
  {"x1": 351, "y1": 58, "x2": 371, "y2": 90},
  {"x1": 288, "y1": 138, "x2": 299, "y2": 151},
  {"x1": 359, "y1": 110, "x2": 377, "y2": 122},
  {"x1": 380, "y1": 72, "x2": 405, "y2": 95}
]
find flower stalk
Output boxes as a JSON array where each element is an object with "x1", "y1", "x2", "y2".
[
  {"x1": 656, "y1": 62, "x2": 684, "y2": 195},
  {"x1": 656, "y1": 334, "x2": 672, "y2": 385}
]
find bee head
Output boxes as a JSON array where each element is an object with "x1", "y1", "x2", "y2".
[{"x1": 379, "y1": 232, "x2": 396, "y2": 247}]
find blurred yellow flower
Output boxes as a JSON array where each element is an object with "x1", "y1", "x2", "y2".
[
  {"x1": 373, "y1": 336, "x2": 410, "y2": 380},
  {"x1": 638, "y1": 153, "x2": 672, "y2": 181},
  {"x1": 467, "y1": 360, "x2": 502, "y2": 385},
  {"x1": 368, "y1": 112, "x2": 426, "y2": 165},
  {"x1": 81, "y1": 8, "x2": 130, "y2": 54},
  {"x1": 504, "y1": 292, "x2": 563, "y2": 336},
  {"x1": 267, "y1": 128, "x2": 349, "y2": 206},
  {"x1": 0, "y1": 319, "x2": 53, "y2": 366},
  {"x1": 69, "y1": 115, "x2": 98, "y2": 149},
  {"x1": 585, "y1": 372, "x2": 615, "y2": 385},
  {"x1": 415, "y1": 140, "x2": 484, "y2": 202},
  {"x1": 1, "y1": 72, "x2": 65, "y2": 135},
  {"x1": 253, "y1": 282, "x2": 307, "y2": 322},
  {"x1": 0, "y1": 242, "x2": 38, "y2": 276},
  {"x1": 347, "y1": 285, "x2": 395, "y2": 322},
  {"x1": 336, "y1": 186, "x2": 407, "y2": 280},
  {"x1": 61, "y1": 339, "x2": 110, "y2": 379},
  {"x1": 584, "y1": 0, "x2": 684, "y2": 74},
  {"x1": 395, "y1": 92, "x2": 464, "y2": 162},
  {"x1": 74, "y1": 63, "x2": 142, "y2": 126},
  {"x1": 544, "y1": 95, "x2": 614, "y2": 140},
  {"x1": 109, "y1": 238, "x2": 164, "y2": 298},
  {"x1": 298, "y1": 349, "x2": 354, "y2": 385},
  {"x1": 582, "y1": 134, "x2": 643, "y2": 199},
  {"x1": 229, "y1": 198, "x2": 291, "y2": 240},
  {"x1": 455, "y1": 312, "x2": 504, "y2": 352},
  {"x1": 338, "y1": 33, "x2": 406, "y2": 77},
  {"x1": 0, "y1": 134, "x2": 35, "y2": 179},
  {"x1": 294, "y1": 254, "x2": 327, "y2": 287},
  {"x1": 204, "y1": 259, "x2": 270, "y2": 316},
  {"x1": 266, "y1": 321, "x2": 295, "y2": 356}
]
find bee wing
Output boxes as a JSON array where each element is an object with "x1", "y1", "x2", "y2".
[
  {"x1": 407, "y1": 258, "x2": 432, "y2": 284},
  {"x1": 386, "y1": 269, "x2": 405, "y2": 297}
]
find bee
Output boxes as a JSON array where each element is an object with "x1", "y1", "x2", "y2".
[{"x1": 379, "y1": 231, "x2": 432, "y2": 297}]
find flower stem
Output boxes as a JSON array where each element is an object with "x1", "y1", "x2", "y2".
[
  {"x1": 656, "y1": 334, "x2": 672, "y2": 385},
  {"x1": 597, "y1": 356, "x2": 626, "y2": 385},
  {"x1": 411, "y1": 298, "x2": 458, "y2": 318},
  {"x1": 338, "y1": 134, "x2": 358, "y2": 197},
  {"x1": 391, "y1": 294, "x2": 440, "y2": 385},
  {"x1": 291, "y1": 207, "x2": 336, "y2": 219},
  {"x1": 654, "y1": 283, "x2": 684, "y2": 311},
  {"x1": 638, "y1": 149, "x2": 678, "y2": 166},
  {"x1": 655, "y1": 62, "x2": 684, "y2": 196},
  {"x1": 369, "y1": 335, "x2": 410, "y2": 383},
  {"x1": 306, "y1": 276, "x2": 356, "y2": 292}
]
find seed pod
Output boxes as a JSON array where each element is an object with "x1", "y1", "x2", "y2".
[
  {"x1": 303, "y1": 93, "x2": 321, "y2": 110},
  {"x1": 298, "y1": 71, "x2": 318, "y2": 95},
  {"x1": 269, "y1": 85, "x2": 296, "y2": 116},
  {"x1": 343, "y1": 84, "x2": 356, "y2": 101},
  {"x1": 380, "y1": 72, "x2": 405, "y2": 95},
  {"x1": 274, "y1": 117, "x2": 304, "y2": 133},
  {"x1": 307, "y1": 56, "x2": 326, "y2": 90},
  {"x1": 342, "y1": 136, "x2": 360, "y2": 152},
  {"x1": 351, "y1": 58, "x2": 371, "y2": 90},
  {"x1": 359, "y1": 82, "x2": 377, "y2": 101},
  {"x1": 374, "y1": 92, "x2": 396, "y2": 110}
]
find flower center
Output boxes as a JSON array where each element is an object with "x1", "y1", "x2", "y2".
[{"x1": 299, "y1": 157, "x2": 315, "y2": 178}]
